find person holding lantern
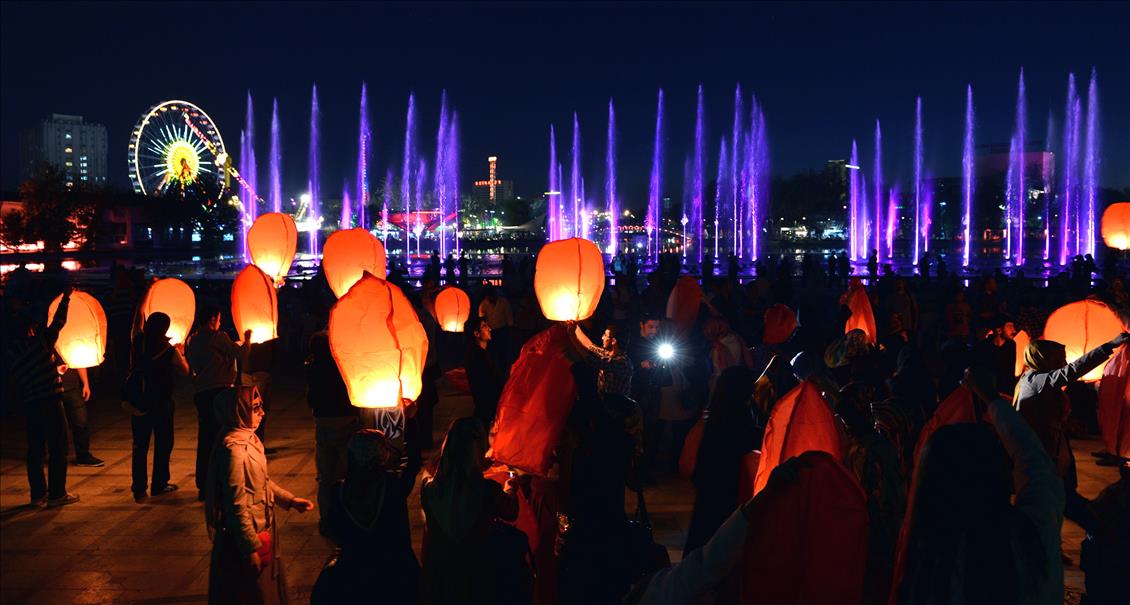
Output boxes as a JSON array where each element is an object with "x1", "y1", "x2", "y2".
[
  {"x1": 130, "y1": 312, "x2": 190, "y2": 501},
  {"x1": 206, "y1": 379, "x2": 313, "y2": 605},
  {"x1": 60, "y1": 365, "x2": 104, "y2": 467}
]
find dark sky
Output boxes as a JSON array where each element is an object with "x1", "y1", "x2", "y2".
[{"x1": 3, "y1": 1, "x2": 1128, "y2": 208}]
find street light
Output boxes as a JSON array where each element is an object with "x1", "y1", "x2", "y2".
[{"x1": 681, "y1": 215, "x2": 689, "y2": 259}]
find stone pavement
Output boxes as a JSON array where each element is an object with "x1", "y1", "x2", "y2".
[{"x1": 0, "y1": 362, "x2": 1116, "y2": 604}]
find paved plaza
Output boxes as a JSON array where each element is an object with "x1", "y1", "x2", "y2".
[{"x1": 0, "y1": 359, "x2": 1117, "y2": 604}]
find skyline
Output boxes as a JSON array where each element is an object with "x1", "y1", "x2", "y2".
[{"x1": 3, "y1": 1, "x2": 1129, "y2": 204}]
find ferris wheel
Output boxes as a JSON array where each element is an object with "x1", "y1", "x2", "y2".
[{"x1": 128, "y1": 100, "x2": 230, "y2": 196}]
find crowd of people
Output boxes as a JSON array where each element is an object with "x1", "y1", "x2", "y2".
[{"x1": 2, "y1": 248, "x2": 1128, "y2": 605}]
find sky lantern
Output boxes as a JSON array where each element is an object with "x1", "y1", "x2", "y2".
[
  {"x1": 1013, "y1": 330, "x2": 1031, "y2": 377},
  {"x1": 763, "y1": 304, "x2": 798, "y2": 345},
  {"x1": 231, "y1": 264, "x2": 278, "y2": 344},
  {"x1": 534, "y1": 237, "x2": 605, "y2": 321},
  {"x1": 323, "y1": 227, "x2": 387, "y2": 298},
  {"x1": 248, "y1": 212, "x2": 298, "y2": 285},
  {"x1": 841, "y1": 277, "x2": 877, "y2": 344},
  {"x1": 329, "y1": 273, "x2": 428, "y2": 408},
  {"x1": 1043, "y1": 298, "x2": 1126, "y2": 382},
  {"x1": 666, "y1": 275, "x2": 703, "y2": 331},
  {"x1": 434, "y1": 286, "x2": 471, "y2": 332},
  {"x1": 1101, "y1": 202, "x2": 1130, "y2": 250},
  {"x1": 752, "y1": 380, "x2": 842, "y2": 496},
  {"x1": 139, "y1": 278, "x2": 195, "y2": 345},
  {"x1": 1098, "y1": 348, "x2": 1130, "y2": 458},
  {"x1": 47, "y1": 291, "x2": 107, "y2": 369}
]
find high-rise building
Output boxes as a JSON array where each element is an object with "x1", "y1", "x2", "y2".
[
  {"x1": 19, "y1": 114, "x2": 108, "y2": 188},
  {"x1": 472, "y1": 156, "x2": 513, "y2": 204}
]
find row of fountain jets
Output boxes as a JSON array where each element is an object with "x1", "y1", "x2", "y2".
[{"x1": 233, "y1": 69, "x2": 1101, "y2": 268}]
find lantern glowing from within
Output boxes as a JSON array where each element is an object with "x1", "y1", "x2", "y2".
[
  {"x1": 47, "y1": 291, "x2": 107, "y2": 369},
  {"x1": 534, "y1": 238, "x2": 605, "y2": 321},
  {"x1": 322, "y1": 228, "x2": 387, "y2": 298},
  {"x1": 1013, "y1": 330, "x2": 1031, "y2": 377},
  {"x1": 1043, "y1": 299, "x2": 1126, "y2": 382},
  {"x1": 434, "y1": 286, "x2": 471, "y2": 332},
  {"x1": 248, "y1": 212, "x2": 298, "y2": 285},
  {"x1": 329, "y1": 274, "x2": 429, "y2": 408},
  {"x1": 231, "y1": 265, "x2": 278, "y2": 344},
  {"x1": 140, "y1": 278, "x2": 195, "y2": 345},
  {"x1": 1101, "y1": 202, "x2": 1130, "y2": 250}
]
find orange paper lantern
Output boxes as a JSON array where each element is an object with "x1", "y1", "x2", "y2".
[
  {"x1": 1098, "y1": 348, "x2": 1130, "y2": 458},
  {"x1": 231, "y1": 265, "x2": 278, "y2": 344},
  {"x1": 763, "y1": 304, "x2": 798, "y2": 345},
  {"x1": 322, "y1": 228, "x2": 387, "y2": 298},
  {"x1": 47, "y1": 291, "x2": 108, "y2": 369},
  {"x1": 534, "y1": 238, "x2": 605, "y2": 321},
  {"x1": 139, "y1": 278, "x2": 196, "y2": 345},
  {"x1": 842, "y1": 278, "x2": 877, "y2": 344},
  {"x1": 752, "y1": 380, "x2": 842, "y2": 496},
  {"x1": 1012, "y1": 329, "x2": 1031, "y2": 377},
  {"x1": 248, "y1": 212, "x2": 298, "y2": 285},
  {"x1": 434, "y1": 286, "x2": 471, "y2": 332},
  {"x1": 1101, "y1": 202, "x2": 1130, "y2": 250},
  {"x1": 666, "y1": 276, "x2": 703, "y2": 330},
  {"x1": 1043, "y1": 299, "x2": 1126, "y2": 382},
  {"x1": 329, "y1": 273, "x2": 429, "y2": 408}
]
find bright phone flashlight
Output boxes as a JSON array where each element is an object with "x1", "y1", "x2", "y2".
[{"x1": 657, "y1": 342, "x2": 675, "y2": 361}]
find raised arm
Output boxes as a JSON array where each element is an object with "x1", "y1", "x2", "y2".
[
  {"x1": 1037, "y1": 333, "x2": 1127, "y2": 389},
  {"x1": 45, "y1": 289, "x2": 72, "y2": 345}
]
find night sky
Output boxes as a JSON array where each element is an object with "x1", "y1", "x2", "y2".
[{"x1": 2, "y1": 1, "x2": 1128, "y2": 208}]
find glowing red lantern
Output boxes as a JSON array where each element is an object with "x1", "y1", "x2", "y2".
[
  {"x1": 752, "y1": 380, "x2": 842, "y2": 496},
  {"x1": 139, "y1": 278, "x2": 195, "y2": 345},
  {"x1": 1013, "y1": 329, "x2": 1031, "y2": 377},
  {"x1": 248, "y1": 212, "x2": 298, "y2": 285},
  {"x1": 231, "y1": 265, "x2": 278, "y2": 344},
  {"x1": 1101, "y1": 202, "x2": 1130, "y2": 250},
  {"x1": 763, "y1": 304, "x2": 797, "y2": 345},
  {"x1": 842, "y1": 277, "x2": 876, "y2": 344},
  {"x1": 534, "y1": 238, "x2": 605, "y2": 321},
  {"x1": 47, "y1": 291, "x2": 107, "y2": 369},
  {"x1": 322, "y1": 228, "x2": 387, "y2": 298},
  {"x1": 329, "y1": 273, "x2": 428, "y2": 408},
  {"x1": 1043, "y1": 299, "x2": 1126, "y2": 382},
  {"x1": 434, "y1": 286, "x2": 471, "y2": 332},
  {"x1": 666, "y1": 276, "x2": 702, "y2": 331}
]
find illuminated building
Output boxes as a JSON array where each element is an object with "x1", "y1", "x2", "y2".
[
  {"x1": 472, "y1": 156, "x2": 513, "y2": 204},
  {"x1": 20, "y1": 114, "x2": 108, "y2": 188}
]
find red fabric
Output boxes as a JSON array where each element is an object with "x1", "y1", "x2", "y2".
[
  {"x1": 678, "y1": 418, "x2": 704, "y2": 480},
  {"x1": 740, "y1": 451, "x2": 868, "y2": 605},
  {"x1": 842, "y1": 278, "x2": 877, "y2": 344},
  {"x1": 763, "y1": 304, "x2": 797, "y2": 345},
  {"x1": 1098, "y1": 347, "x2": 1130, "y2": 458},
  {"x1": 752, "y1": 380, "x2": 843, "y2": 496},
  {"x1": 487, "y1": 324, "x2": 576, "y2": 474},
  {"x1": 736, "y1": 451, "x2": 762, "y2": 504},
  {"x1": 889, "y1": 385, "x2": 977, "y2": 605},
  {"x1": 666, "y1": 276, "x2": 702, "y2": 332},
  {"x1": 444, "y1": 368, "x2": 470, "y2": 394},
  {"x1": 256, "y1": 530, "x2": 273, "y2": 566},
  {"x1": 484, "y1": 468, "x2": 541, "y2": 554}
]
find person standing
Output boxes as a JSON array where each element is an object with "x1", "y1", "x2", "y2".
[
  {"x1": 186, "y1": 305, "x2": 251, "y2": 501},
  {"x1": 7, "y1": 289, "x2": 79, "y2": 507},
  {"x1": 478, "y1": 286, "x2": 514, "y2": 367},
  {"x1": 628, "y1": 315, "x2": 670, "y2": 484},
  {"x1": 305, "y1": 330, "x2": 359, "y2": 533},
  {"x1": 61, "y1": 366, "x2": 104, "y2": 467},
  {"x1": 131, "y1": 312, "x2": 189, "y2": 502},
  {"x1": 463, "y1": 317, "x2": 507, "y2": 427},
  {"x1": 206, "y1": 383, "x2": 314, "y2": 604}
]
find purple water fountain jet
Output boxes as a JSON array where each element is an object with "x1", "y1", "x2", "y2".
[
  {"x1": 382, "y1": 169, "x2": 392, "y2": 247},
  {"x1": 913, "y1": 96, "x2": 923, "y2": 264},
  {"x1": 269, "y1": 98, "x2": 282, "y2": 214},
  {"x1": 962, "y1": 85, "x2": 975, "y2": 267},
  {"x1": 1083, "y1": 68, "x2": 1099, "y2": 257},
  {"x1": 547, "y1": 125, "x2": 559, "y2": 241},
  {"x1": 748, "y1": 99, "x2": 769, "y2": 261},
  {"x1": 1005, "y1": 135, "x2": 1017, "y2": 260},
  {"x1": 731, "y1": 85, "x2": 743, "y2": 258},
  {"x1": 715, "y1": 138, "x2": 728, "y2": 259},
  {"x1": 1060, "y1": 75, "x2": 1079, "y2": 265},
  {"x1": 341, "y1": 186, "x2": 352, "y2": 229},
  {"x1": 307, "y1": 84, "x2": 321, "y2": 256},
  {"x1": 415, "y1": 158, "x2": 427, "y2": 256},
  {"x1": 434, "y1": 93, "x2": 450, "y2": 257},
  {"x1": 647, "y1": 90, "x2": 664, "y2": 261},
  {"x1": 1044, "y1": 113, "x2": 1055, "y2": 262},
  {"x1": 240, "y1": 92, "x2": 258, "y2": 261},
  {"x1": 1010, "y1": 70, "x2": 1027, "y2": 265},
  {"x1": 849, "y1": 140, "x2": 860, "y2": 260},
  {"x1": 874, "y1": 119, "x2": 883, "y2": 259},
  {"x1": 449, "y1": 111, "x2": 461, "y2": 257},
  {"x1": 887, "y1": 187, "x2": 898, "y2": 259},
  {"x1": 605, "y1": 99, "x2": 617, "y2": 255},
  {"x1": 690, "y1": 85, "x2": 705, "y2": 265},
  {"x1": 569, "y1": 113, "x2": 582, "y2": 240},
  {"x1": 401, "y1": 93, "x2": 417, "y2": 261},
  {"x1": 356, "y1": 82, "x2": 371, "y2": 231}
]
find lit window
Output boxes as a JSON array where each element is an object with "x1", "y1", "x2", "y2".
[
  {"x1": 65, "y1": 161, "x2": 73, "y2": 167},
  {"x1": 64, "y1": 147, "x2": 73, "y2": 153},
  {"x1": 65, "y1": 133, "x2": 72, "y2": 139}
]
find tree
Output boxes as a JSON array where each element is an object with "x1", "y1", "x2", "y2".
[{"x1": 16, "y1": 162, "x2": 82, "y2": 252}]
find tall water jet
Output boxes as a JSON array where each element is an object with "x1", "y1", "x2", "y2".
[
  {"x1": 962, "y1": 85, "x2": 975, "y2": 267},
  {"x1": 356, "y1": 82, "x2": 371, "y2": 231},
  {"x1": 922, "y1": 172, "x2": 934, "y2": 260},
  {"x1": 605, "y1": 99, "x2": 618, "y2": 255},
  {"x1": 714, "y1": 138, "x2": 728, "y2": 259},
  {"x1": 569, "y1": 113, "x2": 582, "y2": 239},
  {"x1": 239, "y1": 129, "x2": 249, "y2": 260},
  {"x1": 401, "y1": 93, "x2": 416, "y2": 261},
  {"x1": 682, "y1": 155, "x2": 692, "y2": 259},
  {"x1": 886, "y1": 186, "x2": 898, "y2": 258},
  {"x1": 307, "y1": 84, "x2": 320, "y2": 256},
  {"x1": 874, "y1": 119, "x2": 883, "y2": 260},
  {"x1": 1005, "y1": 134, "x2": 1017, "y2": 260},
  {"x1": 449, "y1": 111, "x2": 461, "y2": 257},
  {"x1": 647, "y1": 90, "x2": 664, "y2": 261},
  {"x1": 731, "y1": 85, "x2": 743, "y2": 257},
  {"x1": 1009, "y1": 69, "x2": 1027, "y2": 265},
  {"x1": 913, "y1": 96, "x2": 924, "y2": 264},
  {"x1": 240, "y1": 92, "x2": 258, "y2": 261},
  {"x1": 747, "y1": 98, "x2": 769, "y2": 261},
  {"x1": 547, "y1": 125, "x2": 559, "y2": 241},
  {"x1": 269, "y1": 98, "x2": 282, "y2": 214},
  {"x1": 415, "y1": 158, "x2": 427, "y2": 256},
  {"x1": 340, "y1": 186, "x2": 352, "y2": 229},
  {"x1": 1060, "y1": 74, "x2": 1078, "y2": 265},
  {"x1": 690, "y1": 85, "x2": 705, "y2": 265},
  {"x1": 861, "y1": 173, "x2": 870, "y2": 258},
  {"x1": 1084, "y1": 68, "x2": 1099, "y2": 257},
  {"x1": 434, "y1": 93, "x2": 450, "y2": 257},
  {"x1": 1044, "y1": 113, "x2": 1056, "y2": 261},
  {"x1": 849, "y1": 140, "x2": 860, "y2": 260},
  {"x1": 382, "y1": 168, "x2": 392, "y2": 247}
]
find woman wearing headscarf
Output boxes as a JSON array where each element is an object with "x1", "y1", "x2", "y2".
[
  {"x1": 421, "y1": 417, "x2": 520, "y2": 605},
  {"x1": 312, "y1": 430, "x2": 419, "y2": 605},
  {"x1": 205, "y1": 382, "x2": 313, "y2": 605},
  {"x1": 1014, "y1": 333, "x2": 1129, "y2": 527},
  {"x1": 130, "y1": 311, "x2": 189, "y2": 502}
]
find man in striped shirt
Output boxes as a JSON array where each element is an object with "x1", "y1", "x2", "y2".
[{"x1": 7, "y1": 288, "x2": 80, "y2": 507}]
